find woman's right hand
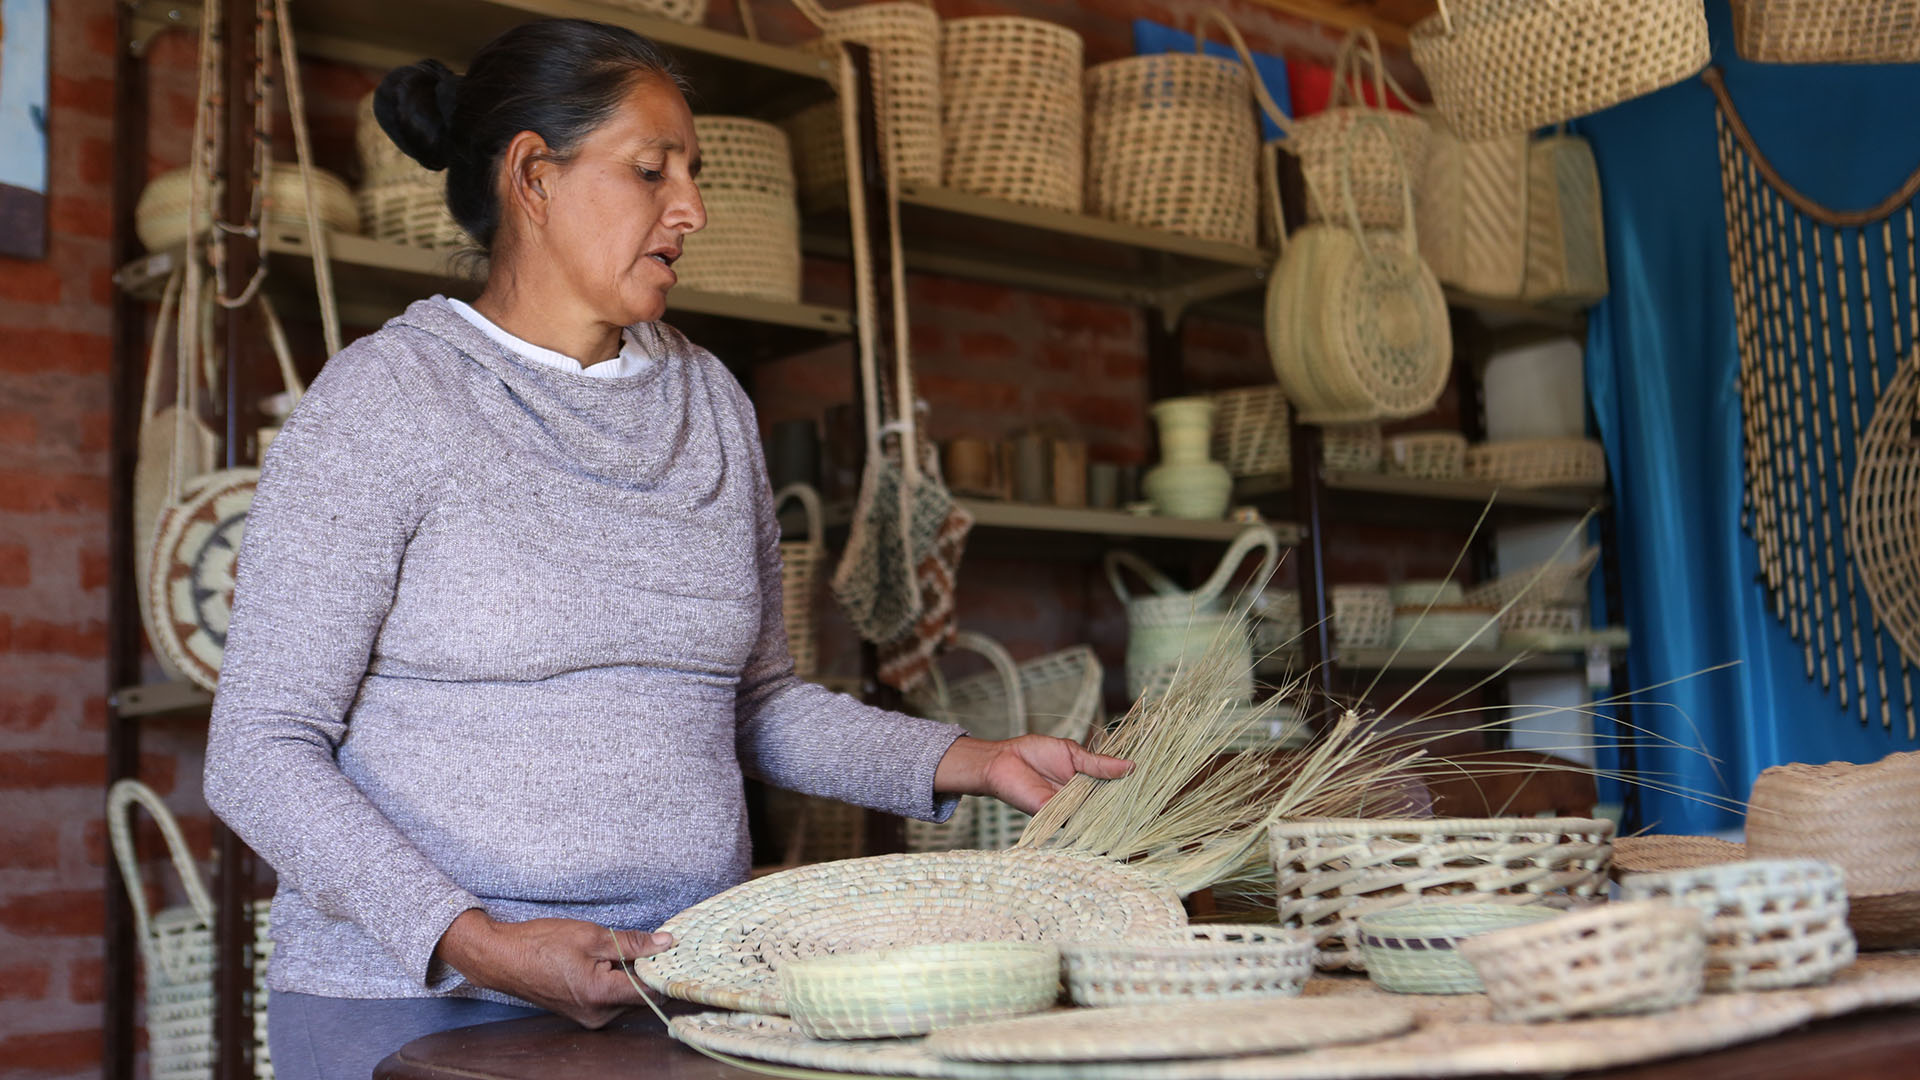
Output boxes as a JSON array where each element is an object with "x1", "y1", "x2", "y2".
[{"x1": 433, "y1": 908, "x2": 674, "y2": 1028}]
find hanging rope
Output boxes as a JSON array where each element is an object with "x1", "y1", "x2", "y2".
[{"x1": 1705, "y1": 67, "x2": 1920, "y2": 737}]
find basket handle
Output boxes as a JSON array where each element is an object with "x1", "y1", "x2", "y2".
[
  {"x1": 1261, "y1": 139, "x2": 1289, "y2": 256},
  {"x1": 1103, "y1": 549, "x2": 1187, "y2": 607},
  {"x1": 1328, "y1": 27, "x2": 1389, "y2": 115},
  {"x1": 1193, "y1": 8, "x2": 1295, "y2": 137},
  {"x1": 950, "y1": 629, "x2": 1028, "y2": 737},
  {"x1": 107, "y1": 779, "x2": 216, "y2": 963},
  {"x1": 773, "y1": 482, "x2": 825, "y2": 545},
  {"x1": 1332, "y1": 113, "x2": 1419, "y2": 252},
  {"x1": 1192, "y1": 524, "x2": 1283, "y2": 611}
]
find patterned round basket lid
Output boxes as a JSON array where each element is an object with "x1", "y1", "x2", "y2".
[{"x1": 147, "y1": 468, "x2": 259, "y2": 692}]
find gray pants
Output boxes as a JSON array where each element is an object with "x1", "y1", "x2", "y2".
[{"x1": 267, "y1": 991, "x2": 547, "y2": 1080}]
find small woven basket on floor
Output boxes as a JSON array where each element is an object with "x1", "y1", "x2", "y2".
[
  {"x1": 1522, "y1": 132, "x2": 1609, "y2": 305},
  {"x1": 1271, "y1": 816, "x2": 1615, "y2": 969},
  {"x1": 1384, "y1": 431, "x2": 1467, "y2": 480},
  {"x1": 779, "y1": 942, "x2": 1060, "y2": 1039},
  {"x1": 1290, "y1": 28, "x2": 1430, "y2": 229},
  {"x1": 1356, "y1": 902, "x2": 1562, "y2": 994},
  {"x1": 675, "y1": 117, "x2": 802, "y2": 302},
  {"x1": 1730, "y1": 0, "x2": 1920, "y2": 64},
  {"x1": 1466, "y1": 437, "x2": 1607, "y2": 489},
  {"x1": 1060, "y1": 925, "x2": 1314, "y2": 1006},
  {"x1": 1460, "y1": 899, "x2": 1706, "y2": 1022},
  {"x1": 940, "y1": 17, "x2": 1084, "y2": 213},
  {"x1": 1620, "y1": 859, "x2": 1856, "y2": 991},
  {"x1": 357, "y1": 174, "x2": 467, "y2": 250},
  {"x1": 1333, "y1": 584, "x2": 1395, "y2": 648},
  {"x1": 1417, "y1": 122, "x2": 1530, "y2": 297},
  {"x1": 905, "y1": 630, "x2": 1031, "y2": 851},
  {"x1": 1410, "y1": 0, "x2": 1711, "y2": 139},
  {"x1": 138, "y1": 164, "x2": 360, "y2": 251},
  {"x1": 1464, "y1": 546, "x2": 1600, "y2": 609},
  {"x1": 796, "y1": 0, "x2": 943, "y2": 189},
  {"x1": 1212, "y1": 385, "x2": 1291, "y2": 478},
  {"x1": 775, "y1": 484, "x2": 825, "y2": 678},
  {"x1": 1085, "y1": 48, "x2": 1258, "y2": 246}
]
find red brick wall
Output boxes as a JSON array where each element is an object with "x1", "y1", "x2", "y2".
[{"x1": 0, "y1": 3, "x2": 1438, "y2": 1075}]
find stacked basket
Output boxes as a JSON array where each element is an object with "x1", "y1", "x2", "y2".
[
  {"x1": 794, "y1": 0, "x2": 944, "y2": 195},
  {"x1": 675, "y1": 117, "x2": 803, "y2": 302},
  {"x1": 138, "y1": 164, "x2": 360, "y2": 252},
  {"x1": 354, "y1": 92, "x2": 466, "y2": 250},
  {"x1": 941, "y1": 17, "x2": 1084, "y2": 213}
]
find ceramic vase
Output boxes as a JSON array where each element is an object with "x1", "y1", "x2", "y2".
[{"x1": 1144, "y1": 397, "x2": 1232, "y2": 519}]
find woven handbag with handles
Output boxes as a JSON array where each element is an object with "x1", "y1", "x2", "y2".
[
  {"x1": 1522, "y1": 129, "x2": 1609, "y2": 305},
  {"x1": 1731, "y1": 0, "x2": 1920, "y2": 64},
  {"x1": 905, "y1": 630, "x2": 1031, "y2": 852},
  {"x1": 1106, "y1": 525, "x2": 1281, "y2": 703},
  {"x1": 1287, "y1": 27, "x2": 1430, "y2": 230},
  {"x1": 109, "y1": 780, "x2": 273, "y2": 1080},
  {"x1": 1417, "y1": 121, "x2": 1531, "y2": 298}
]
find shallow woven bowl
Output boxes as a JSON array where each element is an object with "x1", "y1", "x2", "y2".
[
  {"x1": 1060, "y1": 924, "x2": 1314, "y2": 1006},
  {"x1": 640, "y1": 849, "x2": 1185, "y2": 1014},
  {"x1": 1620, "y1": 859, "x2": 1856, "y2": 991},
  {"x1": 1356, "y1": 902, "x2": 1562, "y2": 994},
  {"x1": 778, "y1": 942, "x2": 1060, "y2": 1040},
  {"x1": 1459, "y1": 899, "x2": 1706, "y2": 1022}
]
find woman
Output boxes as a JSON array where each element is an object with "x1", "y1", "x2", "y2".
[{"x1": 204, "y1": 19, "x2": 1128, "y2": 1080}]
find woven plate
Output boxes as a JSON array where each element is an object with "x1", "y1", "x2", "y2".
[
  {"x1": 147, "y1": 469, "x2": 259, "y2": 692},
  {"x1": 924, "y1": 997, "x2": 1415, "y2": 1063},
  {"x1": 640, "y1": 850, "x2": 1185, "y2": 1014},
  {"x1": 1612, "y1": 835, "x2": 1747, "y2": 877}
]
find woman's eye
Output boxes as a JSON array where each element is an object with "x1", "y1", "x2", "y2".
[{"x1": 636, "y1": 165, "x2": 665, "y2": 182}]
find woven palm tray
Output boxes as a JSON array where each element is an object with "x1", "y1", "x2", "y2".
[
  {"x1": 671, "y1": 952, "x2": 1920, "y2": 1079},
  {"x1": 639, "y1": 850, "x2": 1185, "y2": 1014}
]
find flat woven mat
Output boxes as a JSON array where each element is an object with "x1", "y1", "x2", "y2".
[
  {"x1": 669, "y1": 951, "x2": 1920, "y2": 1078},
  {"x1": 923, "y1": 998, "x2": 1416, "y2": 1063}
]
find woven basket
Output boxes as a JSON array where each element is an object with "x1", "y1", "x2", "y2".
[
  {"x1": 1085, "y1": 50, "x2": 1258, "y2": 246},
  {"x1": 1333, "y1": 584, "x2": 1394, "y2": 648},
  {"x1": 1417, "y1": 122, "x2": 1530, "y2": 297},
  {"x1": 1731, "y1": 0, "x2": 1920, "y2": 64},
  {"x1": 1466, "y1": 437, "x2": 1607, "y2": 489},
  {"x1": 1270, "y1": 816, "x2": 1615, "y2": 969},
  {"x1": 1323, "y1": 422, "x2": 1385, "y2": 472},
  {"x1": 1059, "y1": 925, "x2": 1314, "y2": 1006},
  {"x1": 356, "y1": 174, "x2": 467, "y2": 250},
  {"x1": 1464, "y1": 545, "x2": 1600, "y2": 609},
  {"x1": 797, "y1": 1, "x2": 943, "y2": 189},
  {"x1": 1252, "y1": 587, "x2": 1300, "y2": 654},
  {"x1": 765, "y1": 787, "x2": 867, "y2": 865},
  {"x1": 355, "y1": 91, "x2": 412, "y2": 183},
  {"x1": 1356, "y1": 902, "x2": 1562, "y2": 994},
  {"x1": 598, "y1": 0, "x2": 709, "y2": 23},
  {"x1": 676, "y1": 117, "x2": 802, "y2": 303},
  {"x1": 1384, "y1": 431, "x2": 1467, "y2": 480},
  {"x1": 1291, "y1": 28, "x2": 1431, "y2": 229},
  {"x1": 1389, "y1": 580, "x2": 1465, "y2": 607},
  {"x1": 1620, "y1": 859, "x2": 1856, "y2": 991},
  {"x1": 785, "y1": 100, "x2": 848, "y2": 213},
  {"x1": 1211, "y1": 385, "x2": 1291, "y2": 478},
  {"x1": 1391, "y1": 606, "x2": 1500, "y2": 651},
  {"x1": 1500, "y1": 604, "x2": 1582, "y2": 635},
  {"x1": 109, "y1": 781, "x2": 273, "y2": 1080},
  {"x1": 906, "y1": 631, "x2": 1030, "y2": 852},
  {"x1": 1522, "y1": 132, "x2": 1609, "y2": 305},
  {"x1": 1613, "y1": 834, "x2": 1749, "y2": 877},
  {"x1": 940, "y1": 645, "x2": 1103, "y2": 744},
  {"x1": 1460, "y1": 900, "x2": 1706, "y2": 1022},
  {"x1": 940, "y1": 17, "x2": 1084, "y2": 213},
  {"x1": 1746, "y1": 751, "x2": 1920, "y2": 901},
  {"x1": 1105, "y1": 526, "x2": 1280, "y2": 703},
  {"x1": 138, "y1": 164, "x2": 360, "y2": 251},
  {"x1": 775, "y1": 485, "x2": 825, "y2": 678},
  {"x1": 1410, "y1": 0, "x2": 1711, "y2": 139},
  {"x1": 779, "y1": 942, "x2": 1059, "y2": 1039},
  {"x1": 641, "y1": 849, "x2": 1187, "y2": 1013}
]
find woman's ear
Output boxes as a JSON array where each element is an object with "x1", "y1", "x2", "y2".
[{"x1": 499, "y1": 129, "x2": 558, "y2": 229}]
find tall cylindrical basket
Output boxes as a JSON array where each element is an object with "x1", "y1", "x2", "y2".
[
  {"x1": 940, "y1": 17, "x2": 1084, "y2": 213},
  {"x1": 676, "y1": 117, "x2": 802, "y2": 303}
]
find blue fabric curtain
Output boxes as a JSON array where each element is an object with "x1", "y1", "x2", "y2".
[{"x1": 1583, "y1": 1, "x2": 1920, "y2": 831}]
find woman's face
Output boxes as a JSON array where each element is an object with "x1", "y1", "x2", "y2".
[{"x1": 540, "y1": 74, "x2": 706, "y2": 327}]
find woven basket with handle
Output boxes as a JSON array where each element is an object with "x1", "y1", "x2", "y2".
[
  {"x1": 1731, "y1": 0, "x2": 1920, "y2": 64},
  {"x1": 1417, "y1": 121, "x2": 1530, "y2": 297},
  {"x1": 1464, "y1": 545, "x2": 1600, "y2": 609},
  {"x1": 109, "y1": 780, "x2": 273, "y2": 1080},
  {"x1": 356, "y1": 174, "x2": 467, "y2": 250},
  {"x1": 1289, "y1": 28, "x2": 1430, "y2": 229},
  {"x1": 796, "y1": 0, "x2": 943, "y2": 189},
  {"x1": 1410, "y1": 0, "x2": 1710, "y2": 139},
  {"x1": 905, "y1": 630, "x2": 1031, "y2": 851},
  {"x1": 1522, "y1": 130, "x2": 1609, "y2": 305},
  {"x1": 774, "y1": 484, "x2": 825, "y2": 679},
  {"x1": 676, "y1": 117, "x2": 802, "y2": 303},
  {"x1": 940, "y1": 17, "x2": 1084, "y2": 213},
  {"x1": 1105, "y1": 525, "x2": 1281, "y2": 703}
]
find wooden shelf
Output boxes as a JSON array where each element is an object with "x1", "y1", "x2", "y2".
[
  {"x1": 1260, "y1": 647, "x2": 1591, "y2": 678},
  {"x1": 1236, "y1": 470, "x2": 1605, "y2": 529},
  {"x1": 111, "y1": 680, "x2": 214, "y2": 719},
  {"x1": 960, "y1": 499, "x2": 1302, "y2": 546},
  {"x1": 116, "y1": 230, "x2": 852, "y2": 363}
]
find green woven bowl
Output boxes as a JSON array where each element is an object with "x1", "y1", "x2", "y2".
[
  {"x1": 778, "y1": 942, "x2": 1060, "y2": 1040},
  {"x1": 1355, "y1": 903, "x2": 1563, "y2": 994}
]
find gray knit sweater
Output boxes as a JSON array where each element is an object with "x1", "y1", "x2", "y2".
[{"x1": 204, "y1": 298, "x2": 963, "y2": 1001}]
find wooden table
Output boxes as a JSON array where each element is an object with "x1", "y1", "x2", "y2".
[{"x1": 376, "y1": 1002, "x2": 1920, "y2": 1080}]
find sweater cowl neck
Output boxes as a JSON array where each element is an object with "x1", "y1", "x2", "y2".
[{"x1": 391, "y1": 297, "x2": 721, "y2": 495}]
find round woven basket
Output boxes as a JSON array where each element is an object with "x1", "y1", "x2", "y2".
[
  {"x1": 147, "y1": 469, "x2": 260, "y2": 692},
  {"x1": 1270, "y1": 816, "x2": 1615, "y2": 969},
  {"x1": 1356, "y1": 902, "x2": 1562, "y2": 994},
  {"x1": 779, "y1": 942, "x2": 1060, "y2": 1040},
  {"x1": 1730, "y1": 0, "x2": 1920, "y2": 64},
  {"x1": 1612, "y1": 834, "x2": 1748, "y2": 877},
  {"x1": 640, "y1": 849, "x2": 1187, "y2": 1013},
  {"x1": 1459, "y1": 899, "x2": 1706, "y2": 1022},
  {"x1": 1384, "y1": 430, "x2": 1467, "y2": 480},
  {"x1": 775, "y1": 484, "x2": 825, "y2": 678},
  {"x1": 138, "y1": 164, "x2": 360, "y2": 252},
  {"x1": 1466, "y1": 437, "x2": 1607, "y2": 489},
  {"x1": 940, "y1": 17, "x2": 1084, "y2": 213},
  {"x1": 1085, "y1": 50, "x2": 1258, "y2": 246},
  {"x1": 356, "y1": 174, "x2": 468, "y2": 250},
  {"x1": 676, "y1": 116, "x2": 801, "y2": 303},
  {"x1": 1410, "y1": 0, "x2": 1711, "y2": 139},
  {"x1": 1620, "y1": 859, "x2": 1856, "y2": 991},
  {"x1": 797, "y1": 0, "x2": 943, "y2": 189},
  {"x1": 1060, "y1": 924, "x2": 1313, "y2": 1006},
  {"x1": 1290, "y1": 28, "x2": 1431, "y2": 229},
  {"x1": 1211, "y1": 385, "x2": 1291, "y2": 478},
  {"x1": 1849, "y1": 360, "x2": 1920, "y2": 680}
]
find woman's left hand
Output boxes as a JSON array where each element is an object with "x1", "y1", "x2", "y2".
[{"x1": 934, "y1": 735, "x2": 1133, "y2": 815}]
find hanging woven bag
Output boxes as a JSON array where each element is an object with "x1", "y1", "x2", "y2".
[
  {"x1": 940, "y1": 16, "x2": 1085, "y2": 214},
  {"x1": 1520, "y1": 127, "x2": 1609, "y2": 305},
  {"x1": 1731, "y1": 0, "x2": 1920, "y2": 65},
  {"x1": 674, "y1": 116, "x2": 802, "y2": 303},
  {"x1": 1284, "y1": 27, "x2": 1430, "y2": 230},
  {"x1": 792, "y1": 0, "x2": 943, "y2": 190},
  {"x1": 1417, "y1": 119, "x2": 1531, "y2": 298},
  {"x1": 1409, "y1": 0, "x2": 1710, "y2": 139}
]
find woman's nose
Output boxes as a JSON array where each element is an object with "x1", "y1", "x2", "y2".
[{"x1": 667, "y1": 179, "x2": 706, "y2": 234}]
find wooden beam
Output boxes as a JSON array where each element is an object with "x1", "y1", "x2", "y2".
[{"x1": 1241, "y1": 0, "x2": 1419, "y2": 48}]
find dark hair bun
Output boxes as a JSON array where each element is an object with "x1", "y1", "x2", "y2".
[{"x1": 373, "y1": 59, "x2": 461, "y2": 172}]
